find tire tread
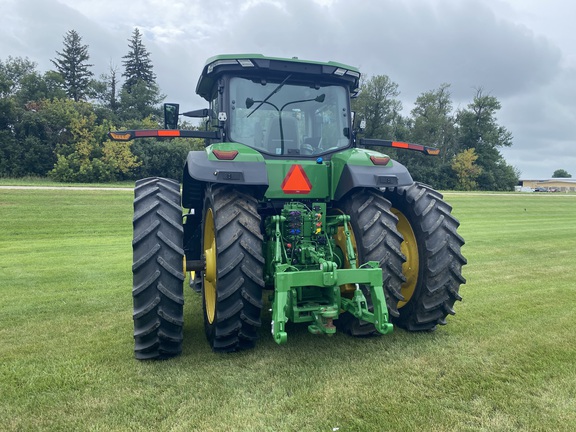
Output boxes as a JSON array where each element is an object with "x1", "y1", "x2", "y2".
[{"x1": 132, "y1": 177, "x2": 184, "y2": 360}]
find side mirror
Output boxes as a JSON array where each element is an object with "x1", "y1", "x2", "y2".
[
  {"x1": 182, "y1": 108, "x2": 210, "y2": 118},
  {"x1": 164, "y1": 103, "x2": 180, "y2": 130}
]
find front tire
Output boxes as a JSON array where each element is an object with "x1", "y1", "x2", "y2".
[
  {"x1": 202, "y1": 184, "x2": 264, "y2": 352},
  {"x1": 383, "y1": 182, "x2": 467, "y2": 331},
  {"x1": 132, "y1": 177, "x2": 185, "y2": 360}
]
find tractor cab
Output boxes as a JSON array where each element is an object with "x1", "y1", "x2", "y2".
[{"x1": 186, "y1": 55, "x2": 361, "y2": 157}]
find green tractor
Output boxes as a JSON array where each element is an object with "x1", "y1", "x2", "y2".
[{"x1": 109, "y1": 54, "x2": 466, "y2": 359}]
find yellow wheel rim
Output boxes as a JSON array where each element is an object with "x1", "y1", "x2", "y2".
[
  {"x1": 203, "y1": 208, "x2": 217, "y2": 324},
  {"x1": 332, "y1": 209, "x2": 358, "y2": 295},
  {"x1": 392, "y1": 208, "x2": 419, "y2": 308}
]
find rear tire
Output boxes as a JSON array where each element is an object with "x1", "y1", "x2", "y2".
[
  {"x1": 132, "y1": 177, "x2": 184, "y2": 360},
  {"x1": 335, "y1": 188, "x2": 405, "y2": 336},
  {"x1": 202, "y1": 184, "x2": 264, "y2": 352},
  {"x1": 383, "y1": 182, "x2": 466, "y2": 331}
]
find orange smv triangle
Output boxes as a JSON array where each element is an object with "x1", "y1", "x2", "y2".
[{"x1": 281, "y1": 164, "x2": 312, "y2": 194}]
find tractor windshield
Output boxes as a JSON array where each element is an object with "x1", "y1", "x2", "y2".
[{"x1": 229, "y1": 77, "x2": 350, "y2": 156}]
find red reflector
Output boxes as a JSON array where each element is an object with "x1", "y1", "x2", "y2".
[
  {"x1": 281, "y1": 165, "x2": 312, "y2": 194},
  {"x1": 213, "y1": 150, "x2": 238, "y2": 160},
  {"x1": 370, "y1": 156, "x2": 390, "y2": 165},
  {"x1": 391, "y1": 141, "x2": 408, "y2": 149},
  {"x1": 133, "y1": 130, "x2": 181, "y2": 138},
  {"x1": 408, "y1": 143, "x2": 424, "y2": 151},
  {"x1": 158, "y1": 130, "x2": 181, "y2": 137},
  {"x1": 135, "y1": 130, "x2": 158, "y2": 137}
]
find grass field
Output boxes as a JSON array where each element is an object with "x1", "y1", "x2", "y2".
[
  {"x1": 1, "y1": 188, "x2": 575, "y2": 431},
  {"x1": 0, "y1": 177, "x2": 134, "y2": 188}
]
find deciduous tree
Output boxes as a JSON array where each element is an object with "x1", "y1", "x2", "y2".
[
  {"x1": 0, "y1": 56, "x2": 37, "y2": 97},
  {"x1": 451, "y1": 148, "x2": 482, "y2": 190},
  {"x1": 456, "y1": 88, "x2": 517, "y2": 190},
  {"x1": 43, "y1": 99, "x2": 140, "y2": 182},
  {"x1": 352, "y1": 75, "x2": 404, "y2": 140},
  {"x1": 552, "y1": 169, "x2": 571, "y2": 178},
  {"x1": 398, "y1": 84, "x2": 457, "y2": 188}
]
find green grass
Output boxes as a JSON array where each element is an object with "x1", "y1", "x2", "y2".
[
  {"x1": 1, "y1": 189, "x2": 575, "y2": 431},
  {"x1": 0, "y1": 176, "x2": 134, "y2": 188}
]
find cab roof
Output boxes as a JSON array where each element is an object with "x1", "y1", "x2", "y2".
[{"x1": 196, "y1": 54, "x2": 361, "y2": 100}]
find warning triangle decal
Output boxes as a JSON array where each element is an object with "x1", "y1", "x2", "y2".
[{"x1": 281, "y1": 164, "x2": 312, "y2": 194}]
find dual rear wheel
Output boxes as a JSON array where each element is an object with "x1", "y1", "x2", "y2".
[
  {"x1": 131, "y1": 179, "x2": 264, "y2": 358},
  {"x1": 336, "y1": 183, "x2": 467, "y2": 334}
]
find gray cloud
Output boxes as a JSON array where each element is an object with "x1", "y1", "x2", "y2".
[{"x1": 1, "y1": 0, "x2": 574, "y2": 178}]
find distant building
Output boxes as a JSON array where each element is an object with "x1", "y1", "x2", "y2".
[{"x1": 519, "y1": 178, "x2": 576, "y2": 192}]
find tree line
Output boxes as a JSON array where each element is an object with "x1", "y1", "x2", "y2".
[
  {"x1": 0, "y1": 29, "x2": 203, "y2": 182},
  {"x1": 1, "y1": 29, "x2": 518, "y2": 189},
  {"x1": 352, "y1": 78, "x2": 519, "y2": 190}
]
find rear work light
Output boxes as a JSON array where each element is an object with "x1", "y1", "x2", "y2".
[{"x1": 213, "y1": 150, "x2": 239, "y2": 160}]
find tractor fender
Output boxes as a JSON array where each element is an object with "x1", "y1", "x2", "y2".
[
  {"x1": 334, "y1": 159, "x2": 413, "y2": 201},
  {"x1": 181, "y1": 151, "x2": 269, "y2": 262},
  {"x1": 181, "y1": 151, "x2": 269, "y2": 209}
]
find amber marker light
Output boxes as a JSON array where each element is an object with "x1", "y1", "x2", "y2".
[
  {"x1": 370, "y1": 156, "x2": 391, "y2": 165},
  {"x1": 109, "y1": 132, "x2": 132, "y2": 141},
  {"x1": 213, "y1": 150, "x2": 239, "y2": 160}
]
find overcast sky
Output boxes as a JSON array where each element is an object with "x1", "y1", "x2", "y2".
[{"x1": 2, "y1": 0, "x2": 575, "y2": 179}]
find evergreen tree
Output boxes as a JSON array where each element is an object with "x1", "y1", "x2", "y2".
[
  {"x1": 119, "y1": 28, "x2": 163, "y2": 120},
  {"x1": 51, "y1": 30, "x2": 94, "y2": 102},
  {"x1": 118, "y1": 80, "x2": 163, "y2": 121},
  {"x1": 122, "y1": 28, "x2": 156, "y2": 92}
]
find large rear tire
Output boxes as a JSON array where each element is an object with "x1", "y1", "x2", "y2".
[
  {"x1": 132, "y1": 177, "x2": 185, "y2": 360},
  {"x1": 383, "y1": 182, "x2": 466, "y2": 331},
  {"x1": 202, "y1": 184, "x2": 264, "y2": 352},
  {"x1": 335, "y1": 188, "x2": 405, "y2": 336}
]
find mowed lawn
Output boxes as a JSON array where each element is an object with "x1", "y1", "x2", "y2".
[{"x1": 1, "y1": 188, "x2": 575, "y2": 431}]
